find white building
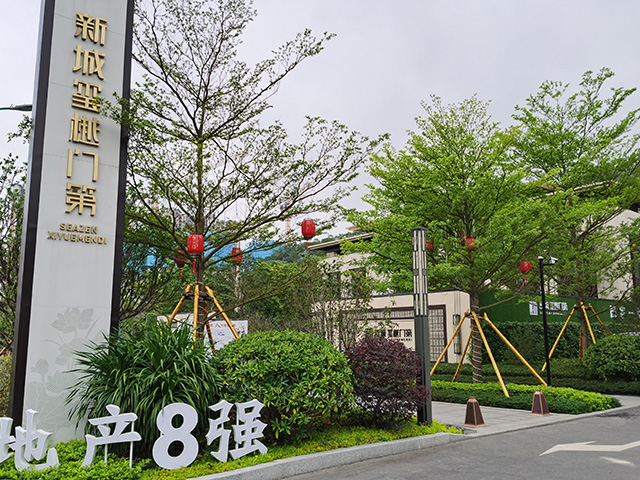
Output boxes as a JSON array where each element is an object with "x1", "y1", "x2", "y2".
[{"x1": 311, "y1": 234, "x2": 472, "y2": 364}]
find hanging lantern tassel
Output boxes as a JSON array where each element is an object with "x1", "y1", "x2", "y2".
[{"x1": 193, "y1": 260, "x2": 196, "y2": 276}]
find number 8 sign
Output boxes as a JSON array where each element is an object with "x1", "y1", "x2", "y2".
[{"x1": 152, "y1": 403, "x2": 200, "y2": 470}]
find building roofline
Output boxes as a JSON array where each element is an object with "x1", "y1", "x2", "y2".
[{"x1": 309, "y1": 232, "x2": 374, "y2": 253}]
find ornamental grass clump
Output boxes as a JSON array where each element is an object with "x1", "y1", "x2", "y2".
[
  {"x1": 68, "y1": 319, "x2": 224, "y2": 456},
  {"x1": 345, "y1": 336, "x2": 427, "y2": 427},
  {"x1": 213, "y1": 330, "x2": 354, "y2": 443}
]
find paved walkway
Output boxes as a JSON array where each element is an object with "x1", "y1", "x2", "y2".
[
  {"x1": 190, "y1": 395, "x2": 640, "y2": 480},
  {"x1": 432, "y1": 394, "x2": 640, "y2": 436}
]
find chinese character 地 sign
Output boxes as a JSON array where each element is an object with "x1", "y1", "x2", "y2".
[
  {"x1": 0, "y1": 400, "x2": 267, "y2": 471},
  {"x1": 12, "y1": 0, "x2": 133, "y2": 442}
]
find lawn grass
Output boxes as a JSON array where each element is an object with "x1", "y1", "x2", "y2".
[
  {"x1": 140, "y1": 420, "x2": 461, "y2": 480},
  {"x1": 0, "y1": 419, "x2": 461, "y2": 480}
]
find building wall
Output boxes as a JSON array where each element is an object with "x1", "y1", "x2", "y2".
[
  {"x1": 367, "y1": 291, "x2": 471, "y2": 364},
  {"x1": 601, "y1": 209, "x2": 640, "y2": 298}
]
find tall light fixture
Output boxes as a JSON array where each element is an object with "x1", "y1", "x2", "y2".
[
  {"x1": 538, "y1": 256, "x2": 557, "y2": 387},
  {"x1": 412, "y1": 227, "x2": 432, "y2": 425}
]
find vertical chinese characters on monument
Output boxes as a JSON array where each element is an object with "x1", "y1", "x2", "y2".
[
  {"x1": 12, "y1": 0, "x2": 133, "y2": 444},
  {"x1": 67, "y1": 13, "x2": 107, "y2": 218}
]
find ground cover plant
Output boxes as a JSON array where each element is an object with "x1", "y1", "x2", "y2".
[
  {"x1": 431, "y1": 380, "x2": 620, "y2": 414},
  {"x1": 0, "y1": 420, "x2": 459, "y2": 480}
]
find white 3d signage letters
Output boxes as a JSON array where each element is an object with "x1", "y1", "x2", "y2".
[{"x1": 0, "y1": 400, "x2": 266, "y2": 471}]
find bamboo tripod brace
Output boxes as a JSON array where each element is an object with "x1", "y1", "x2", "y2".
[
  {"x1": 166, "y1": 284, "x2": 240, "y2": 354},
  {"x1": 431, "y1": 311, "x2": 547, "y2": 397},
  {"x1": 541, "y1": 302, "x2": 611, "y2": 370}
]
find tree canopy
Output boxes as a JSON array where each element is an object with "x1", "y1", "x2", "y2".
[
  {"x1": 513, "y1": 68, "x2": 640, "y2": 355},
  {"x1": 114, "y1": 0, "x2": 381, "y2": 287},
  {"x1": 348, "y1": 96, "x2": 546, "y2": 381}
]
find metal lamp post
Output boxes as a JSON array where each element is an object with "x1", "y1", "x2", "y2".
[
  {"x1": 412, "y1": 227, "x2": 432, "y2": 425},
  {"x1": 538, "y1": 256, "x2": 557, "y2": 387}
]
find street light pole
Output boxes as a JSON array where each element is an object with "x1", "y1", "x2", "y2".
[
  {"x1": 412, "y1": 227, "x2": 432, "y2": 425},
  {"x1": 0, "y1": 104, "x2": 32, "y2": 112},
  {"x1": 538, "y1": 256, "x2": 557, "y2": 387}
]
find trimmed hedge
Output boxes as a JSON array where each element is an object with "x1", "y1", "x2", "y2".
[
  {"x1": 481, "y1": 322, "x2": 609, "y2": 364},
  {"x1": 432, "y1": 358, "x2": 640, "y2": 395},
  {"x1": 583, "y1": 335, "x2": 640, "y2": 381},
  {"x1": 432, "y1": 380, "x2": 620, "y2": 414}
]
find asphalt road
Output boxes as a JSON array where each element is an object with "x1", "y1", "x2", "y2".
[{"x1": 285, "y1": 406, "x2": 640, "y2": 480}]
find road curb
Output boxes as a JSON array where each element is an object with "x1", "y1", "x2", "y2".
[
  {"x1": 188, "y1": 398, "x2": 640, "y2": 480},
  {"x1": 188, "y1": 432, "x2": 465, "y2": 480}
]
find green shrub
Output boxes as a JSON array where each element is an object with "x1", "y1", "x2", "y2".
[
  {"x1": 432, "y1": 380, "x2": 620, "y2": 413},
  {"x1": 69, "y1": 319, "x2": 224, "y2": 456},
  {"x1": 0, "y1": 355, "x2": 11, "y2": 417},
  {"x1": 214, "y1": 330, "x2": 354, "y2": 442},
  {"x1": 345, "y1": 336, "x2": 426, "y2": 427},
  {"x1": 583, "y1": 335, "x2": 640, "y2": 381}
]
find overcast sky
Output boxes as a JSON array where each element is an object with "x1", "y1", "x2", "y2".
[{"x1": 2, "y1": 1, "x2": 640, "y2": 231}]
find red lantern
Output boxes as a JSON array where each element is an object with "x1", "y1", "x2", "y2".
[
  {"x1": 301, "y1": 218, "x2": 316, "y2": 240},
  {"x1": 426, "y1": 240, "x2": 434, "y2": 251},
  {"x1": 174, "y1": 250, "x2": 188, "y2": 278},
  {"x1": 187, "y1": 234, "x2": 204, "y2": 254},
  {"x1": 520, "y1": 260, "x2": 532, "y2": 274},
  {"x1": 174, "y1": 250, "x2": 187, "y2": 267},
  {"x1": 301, "y1": 218, "x2": 316, "y2": 252},
  {"x1": 465, "y1": 237, "x2": 477, "y2": 251},
  {"x1": 231, "y1": 247, "x2": 243, "y2": 277},
  {"x1": 231, "y1": 247, "x2": 243, "y2": 265}
]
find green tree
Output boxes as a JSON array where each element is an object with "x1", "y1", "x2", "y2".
[
  {"x1": 348, "y1": 96, "x2": 545, "y2": 381},
  {"x1": 513, "y1": 68, "x2": 640, "y2": 359},
  {"x1": 119, "y1": 215, "x2": 186, "y2": 321},
  {"x1": 239, "y1": 254, "x2": 378, "y2": 351},
  {"x1": 109, "y1": 0, "x2": 381, "y2": 335},
  {"x1": 0, "y1": 154, "x2": 24, "y2": 350}
]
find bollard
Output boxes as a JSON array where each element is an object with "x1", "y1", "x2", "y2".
[
  {"x1": 531, "y1": 390, "x2": 550, "y2": 416},
  {"x1": 464, "y1": 396, "x2": 486, "y2": 427}
]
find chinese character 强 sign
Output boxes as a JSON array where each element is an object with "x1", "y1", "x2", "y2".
[{"x1": 11, "y1": 0, "x2": 134, "y2": 442}]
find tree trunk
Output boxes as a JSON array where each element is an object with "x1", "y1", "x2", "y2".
[
  {"x1": 470, "y1": 290, "x2": 482, "y2": 383},
  {"x1": 578, "y1": 296, "x2": 589, "y2": 362}
]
